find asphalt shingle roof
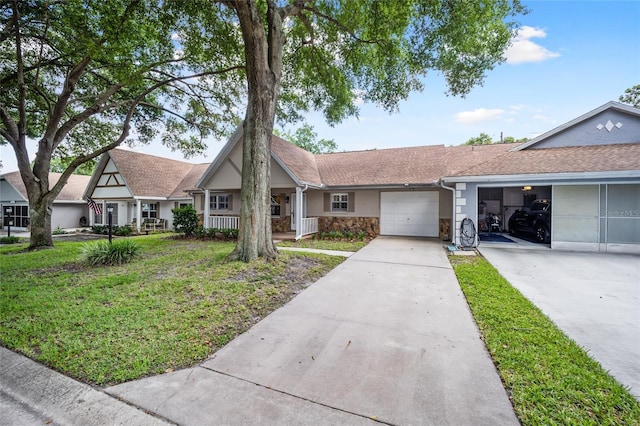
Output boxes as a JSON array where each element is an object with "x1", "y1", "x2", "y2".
[
  {"x1": 271, "y1": 135, "x2": 323, "y2": 186},
  {"x1": 107, "y1": 149, "x2": 202, "y2": 198},
  {"x1": 1, "y1": 171, "x2": 90, "y2": 201},
  {"x1": 451, "y1": 143, "x2": 640, "y2": 177}
]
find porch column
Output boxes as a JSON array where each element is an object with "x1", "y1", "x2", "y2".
[
  {"x1": 295, "y1": 186, "x2": 303, "y2": 239},
  {"x1": 204, "y1": 189, "x2": 210, "y2": 229},
  {"x1": 136, "y1": 199, "x2": 142, "y2": 232}
]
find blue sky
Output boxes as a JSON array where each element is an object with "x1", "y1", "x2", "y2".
[{"x1": 1, "y1": 0, "x2": 639, "y2": 172}]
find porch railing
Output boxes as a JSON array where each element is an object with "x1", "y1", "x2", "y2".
[
  {"x1": 208, "y1": 216, "x2": 240, "y2": 229},
  {"x1": 298, "y1": 217, "x2": 318, "y2": 239}
]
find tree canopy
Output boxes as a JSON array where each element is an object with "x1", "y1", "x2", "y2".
[
  {"x1": 619, "y1": 84, "x2": 640, "y2": 108},
  {"x1": 275, "y1": 124, "x2": 337, "y2": 154},
  {"x1": 464, "y1": 132, "x2": 528, "y2": 145}
]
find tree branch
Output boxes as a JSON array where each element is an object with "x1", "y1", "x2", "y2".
[{"x1": 302, "y1": 5, "x2": 380, "y2": 44}]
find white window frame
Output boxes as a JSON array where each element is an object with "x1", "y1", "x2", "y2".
[
  {"x1": 331, "y1": 193, "x2": 349, "y2": 212},
  {"x1": 210, "y1": 194, "x2": 229, "y2": 211},
  {"x1": 142, "y1": 203, "x2": 158, "y2": 219}
]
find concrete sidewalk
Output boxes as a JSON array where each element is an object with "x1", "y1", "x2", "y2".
[
  {"x1": 0, "y1": 346, "x2": 170, "y2": 425},
  {"x1": 107, "y1": 237, "x2": 518, "y2": 425}
]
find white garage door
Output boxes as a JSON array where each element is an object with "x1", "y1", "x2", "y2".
[{"x1": 380, "y1": 192, "x2": 439, "y2": 237}]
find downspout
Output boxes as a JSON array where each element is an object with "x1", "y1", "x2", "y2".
[{"x1": 439, "y1": 180, "x2": 456, "y2": 245}]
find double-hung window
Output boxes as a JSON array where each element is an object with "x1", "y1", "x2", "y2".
[
  {"x1": 210, "y1": 194, "x2": 230, "y2": 211},
  {"x1": 142, "y1": 203, "x2": 158, "y2": 219},
  {"x1": 331, "y1": 193, "x2": 349, "y2": 212}
]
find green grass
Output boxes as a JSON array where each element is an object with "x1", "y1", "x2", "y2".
[
  {"x1": 276, "y1": 238, "x2": 367, "y2": 252},
  {"x1": 450, "y1": 255, "x2": 640, "y2": 425},
  {"x1": 0, "y1": 235, "x2": 344, "y2": 386}
]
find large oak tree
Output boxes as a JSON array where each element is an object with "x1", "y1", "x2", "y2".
[
  {"x1": 203, "y1": 0, "x2": 526, "y2": 261},
  {"x1": 1, "y1": 0, "x2": 245, "y2": 249}
]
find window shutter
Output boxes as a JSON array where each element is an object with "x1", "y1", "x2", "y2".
[
  {"x1": 348, "y1": 192, "x2": 355, "y2": 212},
  {"x1": 228, "y1": 194, "x2": 233, "y2": 211},
  {"x1": 324, "y1": 193, "x2": 331, "y2": 211}
]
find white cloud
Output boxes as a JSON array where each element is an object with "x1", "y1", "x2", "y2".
[
  {"x1": 505, "y1": 26, "x2": 561, "y2": 64},
  {"x1": 455, "y1": 108, "x2": 505, "y2": 124}
]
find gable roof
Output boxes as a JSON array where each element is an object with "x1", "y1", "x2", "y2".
[
  {"x1": 197, "y1": 126, "x2": 323, "y2": 188},
  {"x1": 88, "y1": 148, "x2": 206, "y2": 199},
  {"x1": 1, "y1": 171, "x2": 91, "y2": 202},
  {"x1": 513, "y1": 101, "x2": 640, "y2": 151}
]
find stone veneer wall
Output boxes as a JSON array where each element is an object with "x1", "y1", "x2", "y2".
[
  {"x1": 317, "y1": 216, "x2": 380, "y2": 238},
  {"x1": 271, "y1": 216, "x2": 291, "y2": 233}
]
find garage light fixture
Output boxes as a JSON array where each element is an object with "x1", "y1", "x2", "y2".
[{"x1": 522, "y1": 186, "x2": 532, "y2": 191}]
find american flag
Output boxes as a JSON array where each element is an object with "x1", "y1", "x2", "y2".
[{"x1": 86, "y1": 197, "x2": 102, "y2": 215}]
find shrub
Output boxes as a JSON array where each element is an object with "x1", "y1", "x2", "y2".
[
  {"x1": 328, "y1": 230, "x2": 343, "y2": 240},
  {"x1": 0, "y1": 236, "x2": 20, "y2": 244},
  {"x1": 52, "y1": 226, "x2": 68, "y2": 235},
  {"x1": 81, "y1": 239, "x2": 139, "y2": 266},
  {"x1": 114, "y1": 225, "x2": 132, "y2": 236},
  {"x1": 356, "y1": 230, "x2": 367, "y2": 241},
  {"x1": 221, "y1": 228, "x2": 239, "y2": 239},
  {"x1": 193, "y1": 226, "x2": 207, "y2": 239},
  {"x1": 172, "y1": 205, "x2": 199, "y2": 237},
  {"x1": 91, "y1": 225, "x2": 107, "y2": 235}
]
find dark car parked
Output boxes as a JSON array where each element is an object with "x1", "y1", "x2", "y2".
[{"x1": 508, "y1": 200, "x2": 551, "y2": 243}]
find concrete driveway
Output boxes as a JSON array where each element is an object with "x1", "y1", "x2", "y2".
[
  {"x1": 479, "y1": 247, "x2": 640, "y2": 399},
  {"x1": 107, "y1": 237, "x2": 518, "y2": 425}
]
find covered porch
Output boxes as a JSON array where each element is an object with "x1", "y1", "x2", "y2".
[{"x1": 203, "y1": 186, "x2": 318, "y2": 240}]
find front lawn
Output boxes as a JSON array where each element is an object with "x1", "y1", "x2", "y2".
[
  {"x1": 276, "y1": 238, "x2": 367, "y2": 252},
  {"x1": 0, "y1": 235, "x2": 343, "y2": 386},
  {"x1": 451, "y1": 255, "x2": 640, "y2": 425}
]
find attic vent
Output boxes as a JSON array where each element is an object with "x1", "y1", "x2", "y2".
[{"x1": 596, "y1": 120, "x2": 623, "y2": 132}]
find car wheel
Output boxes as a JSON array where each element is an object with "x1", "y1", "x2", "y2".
[{"x1": 535, "y1": 224, "x2": 549, "y2": 243}]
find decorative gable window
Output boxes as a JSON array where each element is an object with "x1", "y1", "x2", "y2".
[
  {"x1": 210, "y1": 194, "x2": 231, "y2": 211},
  {"x1": 142, "y1": 203, "x2": 158, "y2": 219},
  {"x1": 324, "y1": 192, "x2": 355, "y2": 213}
]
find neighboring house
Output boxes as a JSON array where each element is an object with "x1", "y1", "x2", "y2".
[
  {"x1": 84, "y1": 149, "x2": 209, "y2": 231},
  {"x1": 443, "y1": 101, "x2": 640, "y2": 254},
  {"x1": 0, "y1": 171, "x2": 91, "y2": 231},
  {"x1": 198, "y1": 101, "x2": 640, "y2": 254}
]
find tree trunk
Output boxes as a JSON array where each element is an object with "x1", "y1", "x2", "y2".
[
  {"x1": 24, "y1": 167, "x2": 56, "y2": 249},
  {"x1": 28, "y1": 197, "x2": 54, "y2": 248},
  {"x1": 228, "y1": 1, "x2": 285, "y2": 262}
]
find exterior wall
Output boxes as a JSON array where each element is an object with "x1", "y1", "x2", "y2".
[
  {"x1": 0, "y1": 179, "x2": 25, "y2": 202},
  {"x1": 51, "y1": 204, "x2": 89, "y2": 229},
  {"x1": 317, "y1": 216, "x2": 380, "y2": 237},
  {"x1": 307, "y1": 189, "x2": 379, "y2": 217},
  {"x1": 531, "y1": 110, "x2": 640, "y2": 149},
  {"x1": 272, "y1": 216, "x2": 291, "y2": 232},
  {"x1": 307, "y1": 188, "x2": 452, "y2": 238},
  {"x1": 204, "y1": 143, "x2": 296, "y2": 190}
]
